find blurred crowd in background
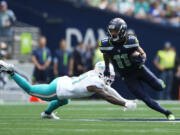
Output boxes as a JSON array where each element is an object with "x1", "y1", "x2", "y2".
[
  {"x1": 31, "y1": 36, "x2": 103, "y2": 84},
  {"x1": 70, "y1": 0, "x2": 180, "y2": 27},
  {"x1": 0, "y1": 0, "x2": 180, "y2": 100}
]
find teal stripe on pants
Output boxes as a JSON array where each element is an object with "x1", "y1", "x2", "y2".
[{"x1": 12, "y1": 73, "x2": 59, "y2": 101}]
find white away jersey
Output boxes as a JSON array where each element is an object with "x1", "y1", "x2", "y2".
[{"x1": 56, "y1": 70, "x2": 105, "y2": 99}]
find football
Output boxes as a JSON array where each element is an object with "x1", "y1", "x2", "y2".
[{"x1": 130, "y1": 51, "x2": 140, "y2": 60}]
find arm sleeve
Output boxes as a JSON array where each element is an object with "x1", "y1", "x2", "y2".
[
  {"x1": 104, "y1": 85, "x2": 128, "y2": 102},
  {"x1": 124, "y1": 36, "x2": 139, "y2": 49},
  {"x1": 53, "y1": 57, "x2": 58, "y2": 63},
  {"x1": 8, "y1": 10, "x2": 16, "y2": 24},
  {"x1": 32, "y1": 50, "x2": 36, "y2": 57}
]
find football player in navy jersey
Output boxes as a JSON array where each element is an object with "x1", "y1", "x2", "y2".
[{"x1": 99, "y1": 17, "x2": 175, "y2": 120}]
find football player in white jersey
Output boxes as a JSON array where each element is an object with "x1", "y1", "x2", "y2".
[{"x1": 0, "y1": 60, "x2": 136, "y2": 120}]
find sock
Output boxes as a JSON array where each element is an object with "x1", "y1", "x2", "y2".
[{"x1": 45, "y1": 99, "x2": 69, "y2": 114}]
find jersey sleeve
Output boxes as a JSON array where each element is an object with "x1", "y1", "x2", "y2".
[
  {"x1": 47, "y1": 48, "x2": 52, "y2": 62},
  {"x1": 99, "y1": 37, "x2": 114, "y2": 53},
  {"x1": 124, "y1": 35, "x2": 139, "y2": 49},
  {"x1": 91, "y1": 76, "x2": 105, "y2": 89},
  {"x1": 32, "y1": 49, "x2": 37, "y2": 57}
]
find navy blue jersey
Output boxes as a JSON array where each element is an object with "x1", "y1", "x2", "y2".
[
  {"x1": 99, "y1": 35, "x2": 139, "y2": 76},
  {"x1": 53, "y1": 49, "x2": 73, "y2": 76},
  {"x1": 32, "y1": 47, "x2": 52, "y2": 65}
]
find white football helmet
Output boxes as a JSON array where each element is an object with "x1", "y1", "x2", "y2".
[{"x1": 94, "y1": 61, "x2": 115, "y2": 86}]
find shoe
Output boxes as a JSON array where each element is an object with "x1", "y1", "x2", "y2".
[
  {"x1": 41, "y1": 112, "x2": 60, "y2": 120},
  {"x1": 0, "y1": 60, "x2": 14, "y2": 75},
  {"x1": 159, "y1": 79, "x2": 166, "y2": 89},
  {"x1": 166, "y1": 110, "x2": 175, "y2": 120}
]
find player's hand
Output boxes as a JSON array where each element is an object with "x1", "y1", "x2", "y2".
[
  {"x1": 124, "y1": 100, "x2": 137, "y2": 111},
  {"x1": 104, "y1": 67, "x2": 110, "y2": 77},
  {"x1": 5, "y1": 22, "x2": 11, "y2": 27},
  {"x1": 133, "y1": 55, "x2": 146, "y2": 66},
  {"x1": 37, "y1": 65, "x2": 43, "y2": 70}
]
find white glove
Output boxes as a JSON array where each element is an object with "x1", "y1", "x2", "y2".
[{"x1": 124, "y1": 100, "x2": 137, "y2": 111}]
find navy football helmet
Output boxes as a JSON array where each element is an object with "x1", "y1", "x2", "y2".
[{"x1": 107, "y1": 18, "x2": 127, "y2": 42}]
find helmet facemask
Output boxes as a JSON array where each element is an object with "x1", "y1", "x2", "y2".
[{"x1": 94, "y1": 61, "x2": 115, "y2": 86}]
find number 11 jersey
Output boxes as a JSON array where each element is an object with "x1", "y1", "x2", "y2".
[{"x1": 99, "y1": 35, "x2": 140, "y2": 76}]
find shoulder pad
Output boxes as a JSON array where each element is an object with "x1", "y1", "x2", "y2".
[
  {"x1": 124, "y1": 35, "x2": 139, "y2": 49},
  {"x1": 99, "y1": 37, "x2": 114, "y2": 52}
]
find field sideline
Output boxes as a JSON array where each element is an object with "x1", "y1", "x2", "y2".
[{"x1": 0, "y1": 100, "x2": 180, "y2": 135}]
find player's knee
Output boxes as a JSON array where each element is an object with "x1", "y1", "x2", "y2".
[{"x1": 60, "y1": 99, "x2": 70, "y2": 105}]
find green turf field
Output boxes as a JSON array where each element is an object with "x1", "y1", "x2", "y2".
[{"x1": 0, "y1": 100, "x2": 180, "y2": 135}]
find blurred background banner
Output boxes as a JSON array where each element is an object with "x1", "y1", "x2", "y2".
[{"x1": 20, "y1": 33, "x2": 32, "y2": 55}]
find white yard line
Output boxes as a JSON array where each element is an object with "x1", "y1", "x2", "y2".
[{"x1": 0, "y1": 127, "x2": 180, "y2": 133}]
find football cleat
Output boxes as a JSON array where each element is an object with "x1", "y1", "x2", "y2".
[
  {"x1": 0, "y1": 60, "x2": 14, "y2": 76},
  {"x1": 41, "y1": 112, "x2": 60, "y2": 120},
  {"x1": 166, "y1": 110, "x2": 175, "y2": 120},
  {"x1": 167, "y1": 114, "x2": 175, "y2": 120},
  {"x1": 159, "y1": 79, "x2": 166, "y2": 89}
]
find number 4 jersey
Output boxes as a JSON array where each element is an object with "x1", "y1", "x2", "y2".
[
  {"x1": 56, "y1": 70, "x2": 105, "y2": 99},
  {"x1": 99, "y1": 35, "x2": 139, "y2": 76}
]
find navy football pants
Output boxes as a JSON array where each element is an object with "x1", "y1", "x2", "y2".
[{"x1": 124, "y1": 65, "x2": 169, "y2": 115}]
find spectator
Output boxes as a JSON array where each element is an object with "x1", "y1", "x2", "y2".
[
  {"x1": 0, "y1": 41, "x2": 8, "y2": 88},
  {"x1": 0, "y1": 42, "x2": 7, "y2": 59},
  {"x1": 86, "y1": 0, "x2": 180, "y2": 27},
  {"x1": 117, "y1": 0, "x2": 134, "y2": 16},
  {"x1": 148, "y1": 1, "x2": 164, "y2": 23},
  {"x1": 0, "y1": 1, "x2": 16, "y2": 37},
  {"x1": 171, "y1": 64, "x2": 180, "y2": 100},
  {"x1": 53, "y1": 39, "x2": 74, "y2": 77},
  {"x1": 93, "y1": 41, "x2": 104, "y2": 65},
  {"x1": 73, "y1": 42, "x2": 86, "y2": 76},
  {"x1": 164, "y1": 4, "x2": 179, "y2": 27},
  {"x1": 134, "y1": 0, "x2": 149, "y2": 19},
  {"x1": 154, "y1": 42, "x2": 177, "y2": 100},
  {"x1": 107, "y1": 0, "x2": 118, "y2": 12},
  {"x1": 32, "y1": 36, "x2": 52, "y2": 84},
  {"x1": 84, "y1": 44, "x2": 94, "y2": 71}
]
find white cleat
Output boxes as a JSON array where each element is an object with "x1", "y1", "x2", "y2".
[
  {"x1": 124, "y1": 100, "x2": 137, "y2": 111},
  {"x1": 41, "y1": 112, "x2": 60, "y2": 120},
  {"x1": 0, "y1": 60, "x2": 14, "y2": 74}
]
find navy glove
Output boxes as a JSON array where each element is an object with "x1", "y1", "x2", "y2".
[{"x1": 104, "y1": 67, "x2": 110, "y2": 77}]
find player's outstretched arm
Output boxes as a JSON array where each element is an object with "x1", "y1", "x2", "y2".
[
  {"x1": 104, "y1": 85, "x2": 128, "y2": 102},
  {"x1": 87, "y1": 86, "x2": 125, "y2": 106}
]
